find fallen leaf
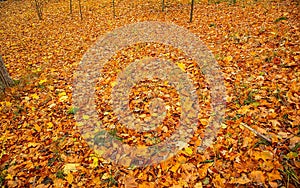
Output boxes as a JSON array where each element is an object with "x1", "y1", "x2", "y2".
[
  {"x1": 249, "y1": 171, "x2": 265, "y2": 184},
  {"x1": 63, "y1": 163, "x2": 80, "y2": 174}
]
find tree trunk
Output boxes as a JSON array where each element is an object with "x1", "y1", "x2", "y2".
[
  {"x1": 78, "y1": 0, "x2": 83, "y2": 20},
  {"x1": 112, "y1": 0, "x2": 116, "y2": 18},
  {"x1": 70, "y1": 0, "x2": 72, "y2": 14},
  {"x1": 34, "y1": 0, "x2": 43, "y2": 20},
  {"x1": 0, "y1": 55, "x2": 14, "y2": 90},
  {"x1": 190, "y1": 0, "x2": 194, "y2": 22}
]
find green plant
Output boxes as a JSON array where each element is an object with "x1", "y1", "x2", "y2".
[
  {"x1": 56, "y1": 170, "x2": 65, "y2": 179},
  {"x1": 0, "y1": 170, "x2": 7, "y2": 186},
  {"x1": 244, "y1": 91, "x2": 256, "y2": 105},
  {"x1": 67, "y1": 106, "x2": 79, "y2": 114},
  {"x1": 274, "y1": 16, "x2": 287, "y2": 23},
  {"x1": 279, "y1": 164, "x2": 300, "y2": 187},
  {"x1": 102, "y1": 171, "x2": 119, "y2": 187}
]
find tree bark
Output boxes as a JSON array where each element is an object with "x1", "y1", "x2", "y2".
[
  {"x1": 34, "y1": 0, "x2": 43, "y2": 20},
  {"x1": 112, "y1": 0, "x2": 116, "y2": 18},
  {"x1": 78, "y1": 0, "x2": 83, "y2": 20},
  {"x1": 0, "y1": 55, "x2": 14, "y2": 90},
  {"x1": 190, "y1": 0, "x2": 194, "y2": 22},
  {"x1": 70, "y1": 0, "x2": 72, "y2": 14}
]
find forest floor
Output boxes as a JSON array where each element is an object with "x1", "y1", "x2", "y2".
[{"x1": 0, "y1": 0, "x2": 299, "y2": 187}]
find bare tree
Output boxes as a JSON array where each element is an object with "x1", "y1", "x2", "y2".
[{"x1": 0, "y1": 55, "x2": 14, "y2": 91}]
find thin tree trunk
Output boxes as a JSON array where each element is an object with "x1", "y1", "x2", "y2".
[
  {"x1": 34, "y1": 0, "x2": 43, "y2": 20},
  {"x1": 190, "y1": 0, "x2": 194, "y2": 22},
  {"x1": 0, "y1": 55, "x2": 14, "y2": 91},
  {"x1": 78, "y1": 0, "x2": 83, "y2": 20},
  {"x1": 70, "y1": 0, "x2": 72, "y2": 14},
  {"x1": 112, "y1": 0, "x2": 116, "y2": 18},
  {"x1": 161, "y1": 0, "x2": 165, "y2": 12}
]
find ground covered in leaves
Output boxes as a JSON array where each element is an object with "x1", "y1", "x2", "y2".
[{"x1": 0, "y1": 0, "x2": 299, "y2": 187}]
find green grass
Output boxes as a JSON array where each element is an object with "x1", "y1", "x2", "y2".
[{"x1": 274, "y1": 16, "x2": 287, "y2": 23}]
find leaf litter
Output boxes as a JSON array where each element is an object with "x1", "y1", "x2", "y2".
[{"x1": 0, "y1": 0, "x2": 299, "y2": 187}]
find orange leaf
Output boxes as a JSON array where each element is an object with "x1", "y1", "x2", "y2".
[
  {"x1": 229, "y1": 173, "x2": 251, "y2": 184},
  {"x1": 267, "y1": 170, "x2": 281, "y2": 181},
  {"x1": 170, "y1": 163, "x2": 181, "y2": 173},
  {"x1": 249, "y1": 171, "x2": 265, "y2": 184},
  {"x1": 253, "y1": 150, "x2": 273, "y2": 161}
]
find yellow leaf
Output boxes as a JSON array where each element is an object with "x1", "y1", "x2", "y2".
[
  {"x1": 253, "y1": 150, "x2": 273, "y2": 161},
  {"x1": 170, "y1": 163, "x2": 181, "y2": 173},
  {"x1": 101, "y1": 173, "x2": 110, "y2": 180},
  {"x1": 5, "y1": 174, "x2": 13, "y2": 180},
  {"x1": 47, "y1": 86, "x2": 54, "y2": 91},
  {"x1": 32, "y1": 67, "x2": 41, "y2": 73},
  {"x1": 66, "y1": 173, "x2": 74, "y2": 184},
  {"x1": 34, "y1": 124, "x2": 41, "y2": 132},
  {"x1": 31, "y1": 93, "x2": 39, "y2": 100},
  {"x1": 195, "y1": 182, "x2": 203, "y2": 188},
  {"x1": 28, "y1": 142, "x2": 39, "y2": 147},
  {"x1": 184, "y1": 147, "x2": 193, "y2": 155},
  {"x1": 90, "y1": 156, "x2": 99, "y2": 168},
  {"x1": 286, "y1": 151, "x2": 298, "y2": 159},
  {"x1": 76, "y1": 122, "x2": 84, "y2": 127},
  {"x1": 110, "y1": 81, "x2": 117, "y2": 87},
  {"x1": 83, "y1": 115, "x2": 89, "y2": 120},
  {"x1": 5, "y1": 101, "x2": 12, "y2": 107},
  {"x1": 237, "y1": 105, "x2": 250, "y2": 115},
  {"x1": 63, "y1": 163, "x2": 80, "y2": 174},
  {"x1": 58, "y1": 92, "x2": 66, "y2": 97},
  {"x1": 59, "y1": 95, "x2": 68, "y2": 102},
  {"x1": 199, "y1": 119, "x2": 208, "y2": 126},
  {"x1": 177, "y1": 62, "x2": 186, "y2": 71},
  {"x1": 47, "y1": 122, "x2": 53, "y2": 129},
  {"x1": 221, "y1": 123, "x2": 227, "y2": 129},
  {"x1": 224, "y1": 56, "x2": 233, "y2": 62},
  {"x1": 39, "y1": 79, "x2": 47, "y2": 85}
]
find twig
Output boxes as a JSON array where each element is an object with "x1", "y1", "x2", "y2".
[{"x1": 240, "y1": 123, "x2": 272, "y2": 143}]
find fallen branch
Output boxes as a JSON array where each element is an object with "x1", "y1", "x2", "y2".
[{"x1": 240, "y1": 123, "x2": 272, "y2": 143}]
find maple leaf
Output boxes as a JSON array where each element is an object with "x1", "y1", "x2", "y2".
[
  {"x1": 249, "y1": 171, "x2": 266, "y2": 184},
  {"x1": 253, "y1": 150, "x2": 273, "y2": 161}
]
